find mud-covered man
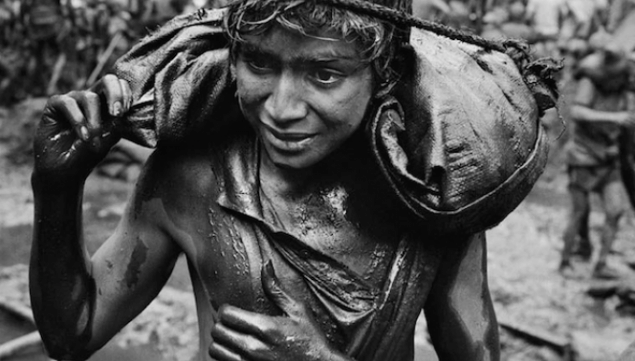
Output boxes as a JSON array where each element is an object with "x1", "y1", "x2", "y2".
[{"x1": 29, "y1": 0, "x2": 554, "y2": 360}]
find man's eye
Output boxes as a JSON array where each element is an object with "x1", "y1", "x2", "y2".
[
  {"x1": 246, "y1": 58, "x2": 273, "y2": 72},
  {"x1": 310, "y1": 69, "x2": 343, "y2": 85}
]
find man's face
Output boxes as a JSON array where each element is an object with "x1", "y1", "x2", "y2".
[{"x1": 234, "y1": 26, "x2": 374, "y2": 169}]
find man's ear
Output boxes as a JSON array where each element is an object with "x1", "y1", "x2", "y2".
[
  {"x1": 374, "y1": 43, "x2": 414, "y2": 99},
  {"x1": 373, "y1": 65, "x2": 398, "y2": 99},
  {"x1": 228, "y1": 42, "x2": 240, "y2": 73}
]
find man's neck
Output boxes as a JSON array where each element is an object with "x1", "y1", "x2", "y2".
[{"x1": 258, "y1": 133, "x2": 365, "y2": 200}]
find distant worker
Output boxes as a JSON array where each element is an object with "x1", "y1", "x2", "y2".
[
  {"x1": 560, "y1": 35, "x2": 635, "y2": 279},
  {"x1": 525, "y1": 0, "x2": 568, "y2": 57}
]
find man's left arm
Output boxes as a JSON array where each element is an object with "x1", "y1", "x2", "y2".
[{"x1": 423, "y1": 232, "x2": 500, "y2": 361}]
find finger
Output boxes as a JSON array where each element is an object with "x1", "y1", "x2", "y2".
[
  {"x1": 209, "y1": 341, "x2": 243, "y2": 361},
  {"x1": 49, "y1": 94, "x2": 91, "y2": 142},
  {"x1": 75, "y1": 91, "x2": 102, "y2": 131},
  {"x1": 99, "y1": 74, "x2": 125, "y2": 117},
  {"x1": 68, "y1": 138, "x2": 88, "y2": 158},
  {"x1": 119, "y1": 78, "x2": 132, "y2": 113},
  {"x1": 217, "y1": 305, "x2": 281, "y2": 343},
  {"x1": 212, "y1": 323, "x2": 270, "y2": 361},
  {"x1": 261, "y1": 261, "x2": 306, "y2": 318},
  {"x1": 74, "y1": 91, "x2": 109, "y2": 150}
]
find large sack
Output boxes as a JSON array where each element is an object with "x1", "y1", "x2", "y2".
[
  {"x1": 113, "y1": 10, "x2": 233, "y2": 147},
  {"x1": 113, "y1": 8, "x2": 552, "y2": 235},
  {"x1": 372, "y1": 27, "x2": 549, "y2": 235}
]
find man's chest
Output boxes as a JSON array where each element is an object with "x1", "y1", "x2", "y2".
[
  {"x1": 259, "y1": 183, "x2": 405, "y2": 279},
  {"x1": 170, "y1": 182, "x2": 435, "y2": 311},
  {"x1": 175, "y1": 134, "x2": 442, "y2": 320},
  {"x1": 176, "y1": 195, "x2": 442, "y2": 358},
  {"x1": 179, "y1": 200, "x2": 405, "y2": 311}
]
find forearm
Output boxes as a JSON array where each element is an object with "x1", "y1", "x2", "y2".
[
  {"x1": 425, "y1": 233, "x2": 500, "y2": 361},
  {"x1": 30, "y1": 175, "x2": 96, "y2": 360},
  {"x1": 571, "y1": 104, "x2": 628, "y2": 124},
  {"x1": 426, "y1": 296, "x2": 500, "y2": 361}
]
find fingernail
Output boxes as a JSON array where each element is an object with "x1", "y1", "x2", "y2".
[
  {"x1": 112, "y1": 102, "x2": 122, "y2": 117},
  {"x1": 80, "y1": 126, "x2": 90, "y2": 141}
]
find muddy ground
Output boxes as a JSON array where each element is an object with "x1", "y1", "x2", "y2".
[{"x1": 1, "y1": 100, "x2": 635, "y2": 361}]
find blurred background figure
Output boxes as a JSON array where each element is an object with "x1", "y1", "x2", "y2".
[
  {"x1": 480, "y1": 1, "x2": 533, "y2": 41},
  {"x1": 525, "y1": 0, "x2": 568, "y2": 58},
  {"x1": 412, "y1": 0, "x2": 451, "y2": 21},
  {"x1": 560, "y1": 35, "x2": 635, "y2": 279}
]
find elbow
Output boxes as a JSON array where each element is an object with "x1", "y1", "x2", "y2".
[
  {"x1": 29, "y1": 264, "x2": 98, "y2": 359},
  {"x1": 38, "y1": 324, "x2": 96, "y2": 361},
  {"x1": 44, "y1": 345, "x2": 95, "y2": 361},
  {"x1": 32, "y1": 294, "x2": 97, "y2": 360}
]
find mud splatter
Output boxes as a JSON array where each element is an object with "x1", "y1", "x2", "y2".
[{"x1": 124, "y1": 237, "x2": 149, "y2": 288}]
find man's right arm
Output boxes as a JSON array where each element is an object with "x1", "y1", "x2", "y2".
[
  {"x1": 424, "y1": 232, "x2": 499, "y2": 361},
  {"x1": 570, "y1": 77, "x2": 635, "y2": 125},
  {"x1": 29, "y1": 77, "x2": 181, "y2": 360}
]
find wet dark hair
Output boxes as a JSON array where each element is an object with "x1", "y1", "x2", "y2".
[
  {"x1": 224, "y1": 0, "x2": 405, "y2": 93},
  {"x1": 222, "y1": 0, "x2": 543, "y2": 96}
]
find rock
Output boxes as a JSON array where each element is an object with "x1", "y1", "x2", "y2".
[
  {"x1": 122, "y1": 164, "x2": 142, "y2": 182},
  {"x1": 0, "y1": 264, "x2": 199, "y2": 361},
  {"x1": 535, "y1": 346, "x2": 563, "y2": 361},
  {"x1": 571, "y1": 331, "x2": 632, "y2": 361},
  {"x1": 617, "y1": 340, "x2": 635, "y2": 361},
  {"x1": 98, "y1": 162, "x2": 128, "y2": 179},
  {"x1": 114, "y1": 286, "x2": 198, "y2": 361}
]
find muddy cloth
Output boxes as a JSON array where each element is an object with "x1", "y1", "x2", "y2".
[
  {"x1": 567, "y1": 164, "x2": 621, "y2": 192},
  {"x1": 190, "y1": 132, "x2": 444, "y2": 361},
  {"x1": 113, "y1": 8, "x2": 549, "y2": 236}
]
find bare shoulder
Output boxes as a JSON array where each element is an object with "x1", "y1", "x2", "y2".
[{"x1": 132, "y1": 142, "x2": 219, "y2": 211}]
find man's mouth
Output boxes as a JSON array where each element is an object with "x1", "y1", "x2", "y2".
[{"x1": 262, "y1": 126, "x2": 316, "y2": 152}]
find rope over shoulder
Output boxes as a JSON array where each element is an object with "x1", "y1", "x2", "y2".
[{"x1": 319, "y1": 0, "x2": 507, "y2": 52}]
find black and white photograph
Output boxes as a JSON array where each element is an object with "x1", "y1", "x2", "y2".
[{"x1": 1, "y1": 0, "x2": 635, "y2": 360}]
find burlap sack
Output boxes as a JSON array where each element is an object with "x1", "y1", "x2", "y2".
[
  {"x1": 113, "y1": 9, "x2": 551, "y2": 235},
  {"x1": 370, "y1": 27, "x2": 549, "y2": 235}
]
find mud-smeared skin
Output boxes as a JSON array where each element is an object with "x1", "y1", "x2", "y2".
[
  {"x1": 425, "y1": 233, "x2": 500, "y2": 361},
  {"x1": 28, "y1": 181, "x2": 97, "y2": 360},
  {"x1": 124, "y1": 238, "x2": 149, "y2": 289},
  {"x1": 30, "y1": 120, "x2": 500, "y2": 361},
  {"x1": 30, "y1": 16, "x2": 501, "y2": 361}
]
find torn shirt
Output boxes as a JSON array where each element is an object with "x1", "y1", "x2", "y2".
[{"x1": 186, "y1": 129, "x2": 444, "y2": 361}]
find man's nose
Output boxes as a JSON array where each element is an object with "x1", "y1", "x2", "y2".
[{"x1": 264, "y1": 72, "x2": 308, "y2": 125}]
